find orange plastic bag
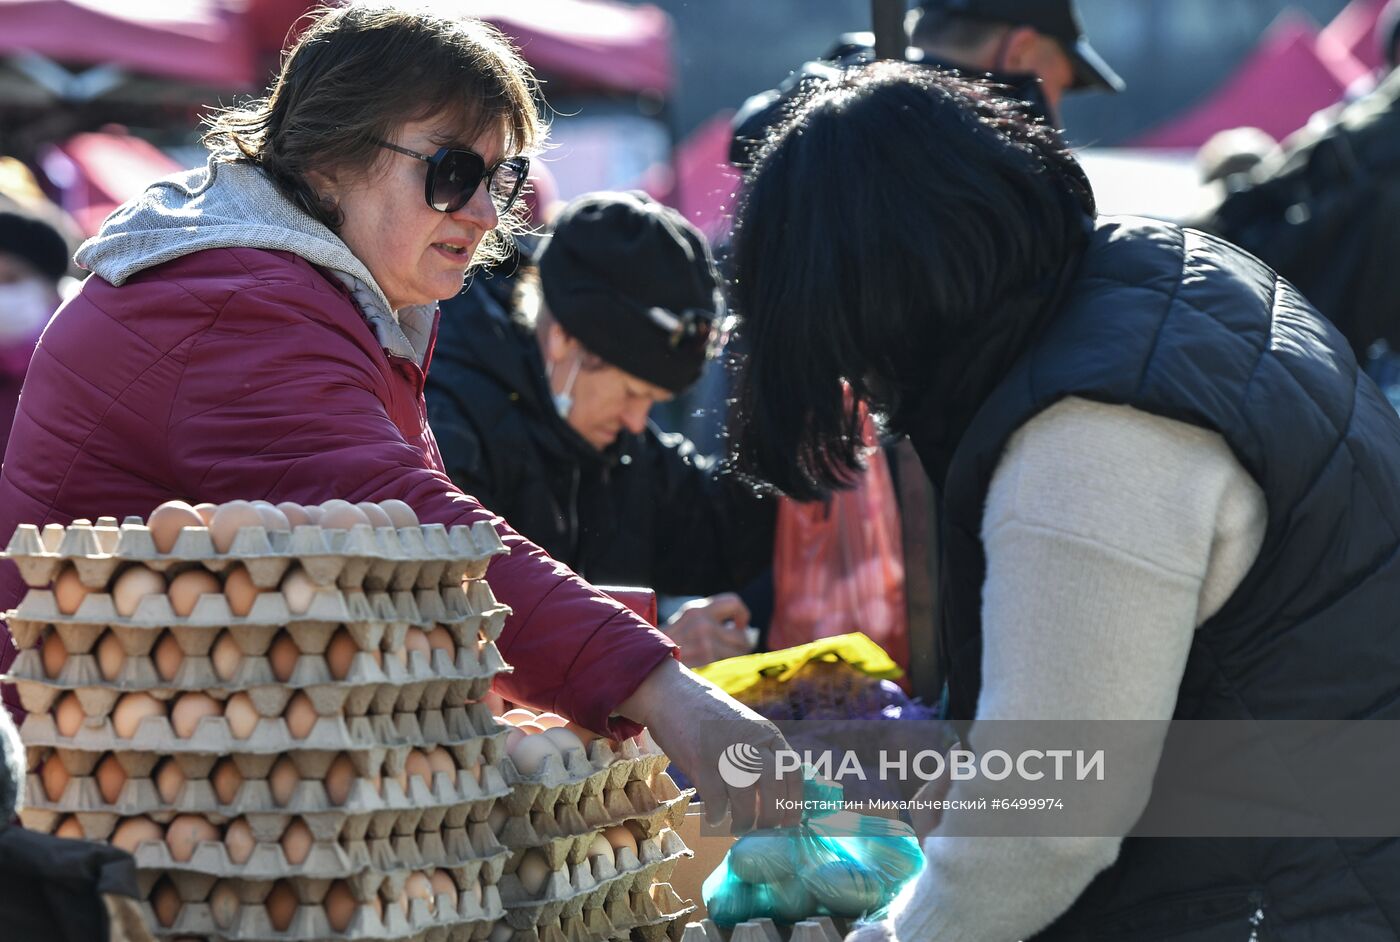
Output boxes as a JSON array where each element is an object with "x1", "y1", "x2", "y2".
[{"x1": 768, "y1": 414, "x2": 909, "y2": 671}]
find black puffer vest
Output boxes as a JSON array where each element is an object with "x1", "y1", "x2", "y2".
[{"x1": 921, "y1": 217, "x2": 1400, "y2": 939}]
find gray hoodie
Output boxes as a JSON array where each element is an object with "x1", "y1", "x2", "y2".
[{"x1": 75, "y1": 158, "x2": 436, "y2": 365}]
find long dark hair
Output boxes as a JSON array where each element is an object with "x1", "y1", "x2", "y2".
[{"x1": 729, "y1": 62, "x2": 1094, "y2": 500}]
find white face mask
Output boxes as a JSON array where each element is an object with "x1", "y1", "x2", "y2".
[
  {"x1": 0, "y1": 279, "x2": 56, "y2": 345},
  {"x1": 550, "y1": 352, "x2": 583, "y2": 422}
]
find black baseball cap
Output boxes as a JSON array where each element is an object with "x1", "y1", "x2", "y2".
[{"x1": 919, "y1": 0, "x2": 1124, "y2": 92}]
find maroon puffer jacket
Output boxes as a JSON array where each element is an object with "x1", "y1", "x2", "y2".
[{"x1": 0, "y1": 247, "x2": 677, "y2": 727}]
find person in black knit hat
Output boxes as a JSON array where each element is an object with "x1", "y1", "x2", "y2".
[
  {"x1": 0, "y1": 209, "x2": 68, "y2": 460},
  {"x1": 426, "y1": 191, "x2": 775, "y2": 667}
]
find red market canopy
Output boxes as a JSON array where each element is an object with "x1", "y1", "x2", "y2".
[
  {"x1": 1318, "y1": 0, "x2": 1388, "y2": 74},
  {"x1": 1134, "y1": 14, "x2": 1356, "y2": 150},
  {"x1": 666, "y1": 110, "x2": 741, "y2": 240},
  {"x1": 45, "y1": 129, "x2": 182, "y2": 236},
  {"x1": 0, "y1": 0, "x2": 256, "y2": 88}
]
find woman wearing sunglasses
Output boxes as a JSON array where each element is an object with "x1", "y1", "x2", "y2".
[{"x1": 0, "y1": 4, "x2": 800, "y2": 832}]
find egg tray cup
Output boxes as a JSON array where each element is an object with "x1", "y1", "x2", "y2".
[
  {"x1": 4, "y1": 517, "x2": 507, "y2": 592},
  {"x1": 496, "y1": 782, "x2": 693, "y2": 861},
  {"x1": 574, "y1": 774, "x2": 692, "y2": 837},
  {"x1": 498, "y1": 828, "x2": 692, "y2": 929},
  {"x1": 142, "y1": 863, "x2": 506, "y2": 942},
  {"x1": 681, "y1": 917, "x2": 847, "y2": 942},
  {"x1": 6, "y1": 575, "x2": 508, "y2": 646},
  {"x1": 8, "y1": 628, "x2": 510, "y2": 719},
  {"x1": 17, "y1": 694, "x2": 508, "y2": 756},
  {"x1": 21, "y1": 744, "x2": 513, "y2": 839},
  {"x1": 584, "y1": 732, "x2": 674, "y2": 795}
]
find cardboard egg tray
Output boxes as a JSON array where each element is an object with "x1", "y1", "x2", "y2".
[
  {"x1": 8, "y1": 629, "x2": 508, "y2": 715},
  {"x1": 498, "y1": 828, "x2": 692, "y2": 929},
  {"x1": 495, "y1": 778, "x2": 693, "y2": 861},
  {"x1": 679, "y1": 917, "x2": 848, "y2": 942},
  {"x1": 6, "y1": 579, "x2": 509, "y2": 645},
  {"x1": 21, "y1": 746, "x2": 511, "y2": 837},
  {"x1": 4, "y1": 518, "x2": 507, "y2": 591},
  {"x1": 499, "y1": 884, "x2": 696, "y2": 942},
  {"x1": 141, "y1": 865, "x2": 504, "y2": 941},
  {"x1": 499, "y1": 733, "x2": 672, "y2": 820},
  {"x1": 18, "y1": 697, "x2": 506, "y2": 755}
]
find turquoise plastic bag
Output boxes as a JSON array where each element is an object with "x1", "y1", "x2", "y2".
[{"x1": 702, "y1": 779, "x2": 924, "y2": 926}]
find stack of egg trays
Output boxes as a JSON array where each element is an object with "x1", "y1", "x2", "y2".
[
  {"x1": 495, "y1": 728, "x2": 695, "y2": 938},
  {"x1": 681, "y1": 917, "x2": 848, "y2": 942},
  {"x1": 1, "y1": 517, "x2": 514, "y2": 941}
]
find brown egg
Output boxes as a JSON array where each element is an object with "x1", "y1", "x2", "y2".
[
  {"x1": 41, "y1": 756, "x2": 70, "y2": 802},
  {"x1": 95, "y1": 631, "x2": 126, "y2": 681},
  {"x1": 564, "y1": 720, "x2": 599, "y2": 747},
  {"x1": 224, "y1": 817, "x2": 256, "y2": 864},
  {"x1": 110, "y1": 815, "x2": 164, "y2": 854},
  {"x1": 53, "y1": 566, "x2": 88, "y2": 615},
  {"x1": 112, "y1": 692, "x2": 165, "y2": 739},
  {"x1": 404, "y1": 872, "x2": 434, "y2": 913},
  {"x1": 209, "y1": 882, "x2": 241, "y2": 930},
  {"x1": 154, "y1": 758, "x2": 186, "y2": 804},
  {"x1": 151, "y1": 879, "x2": 181, "y2": 928},
  {"x1": 424, "y1": 746, "x2": 457, "y2": 786},
  {"x1": 171, "y1": 692, "x2": 221, "y2": 738},
  {"x1": 403, "y1": 749, "x2": 432, "y2": 788},
  {"x1": 429, "y1": 870, "x2": 458, "y2": 909},
  {"x1": 54, "y1": 692, "x2": 85, "y2": 737},
  {"x1": 265, "y1": 880, "x2": 299, "y2": 932},
  {"x1": 268, "y1": 757, "x2": 299, "y2": 806},
  {"x1": 499, "y1": 708, "x2": 536, "y2": 726},
  {"x1": 210, "y1": 758, "x2": 243, "y2": 804},
  {"x1": 324, "y1": 754, "x2": 357, "y2": 806},
  {"x1": 466, "y1": 758, "x2": 482, "y2": 784},
  {"x1": 267, "y1": 632, "x2": 300, "y2": 682},
  {"x1": 325, "y1": 628, "x2": 359, "y2": 681},
  {"x1": 279, "y1": 818, "x2": 314, "y2": 865},
  {"x1": 426, "y1": 626, "x2": 454, "y2": 657},
  {"x1": 602, "y1": 825, "x2": 638, "y2": 857},
  {"x1": 40, "y1": 635, "x2": 67, "y2": 679},
  {"x1": 95, "y1": 753, "x2": 128, "y2": 804},
  {"x1": 167, "y1": 569, "x2": 220, "y2": 617},
  {"x1": 210, "y1": 632, "x2": 243, "y2": 682},
  {"x1": 146, "y1": 501, "x2": 205, "y2": 553},
  {"x1": 250, "y1": 501, "x2": 290, "y2": 532},
  {"x1": 152, "y1": 631, "x2": 184, "y2": 681},
  {"x1": 532, "y1": 712, "x2": 567, "y2": 730},
  {"x1": 317, "y1": 500, "x2": 371, "y2": 531},
  {"x1": 378, "y1": 499, "x2": 419, "y2": 528},
  {"x1": 209, "y1": 501, "x2": 264, "y2": 553},
  {"x1": 54, "y1": 815, "x2": 85, "y2": 840},
  {"x1": 516, "y1": 848, "x2": 552, "y2": 896},
  {"x1": 192, "y1": 503, "x2": 218, "y2": 526},
  {"x1": 403, "y1": 627, "x2": 430, "y2": 662},
  {"x1": 276, "y1": 502, "x2": 314, "y2": 528},
  {"x1": 280, "y1": 568, "x2": 317, "y2": 616},
  {"x1": 356, "y1": 502, "x2": 394, "y2": 528},
  {"x1": 324, "y1": 881, "x2": 360, "y2": 932},
  {"x1": 112, "y1": 565, "x2": 165, "y2": 617},
  {"x1": 223, "y1": 692, "x2": 261, "y2": 740},
  {"x1": 223, "y1": 565, "x2": 261, "y2": 617},
  {"x1": 283, "y1": 692, "x2": 318, "y2": 739},
  {"x1": 166, "y1": 814, "x2": 219, "y2": 862}
]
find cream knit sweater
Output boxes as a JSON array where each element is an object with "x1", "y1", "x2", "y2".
[{"x1": 876, "y1": 396, "x2": 1267, "y2": 942}]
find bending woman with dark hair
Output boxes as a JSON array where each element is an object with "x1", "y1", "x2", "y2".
[
  {"x1": 734, "y1": 62, "x2": 1400, "y2": 939},
  {"x1": 0, "y1": 3, "x2": 799, "y2": 831}
]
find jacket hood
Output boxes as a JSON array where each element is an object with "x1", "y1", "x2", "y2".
[{"x1": 75, "y1": 158, "x2": 435, "y2": 365}]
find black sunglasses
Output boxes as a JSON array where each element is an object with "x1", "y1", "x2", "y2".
[{"x1": 377, "y1": 141, "x2": 530, "y2": 215}]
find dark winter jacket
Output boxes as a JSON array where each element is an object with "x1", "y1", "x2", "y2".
[
  {"x1": 426, "y1": 278, "x2": 775, "y2": 595},
  {"x1": 1203, "y1": 66, "x2": 1400, "y2": 358},
  {"x1": 925, "y1": 216, "x2": 1400, "y2": 939}
]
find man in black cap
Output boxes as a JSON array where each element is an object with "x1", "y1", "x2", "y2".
[
  {"x1": 426, "y1": 192, "x2": 774, "y2": 668},
  {"x1": 908, "y1": 0, "x2": 1122, "y2": 123}
]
